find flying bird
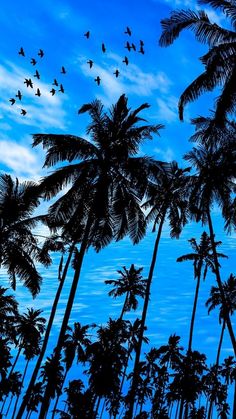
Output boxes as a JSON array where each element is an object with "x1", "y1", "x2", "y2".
[
  {"x1": 87, "y1": 59, "x2": 93, "y2": 68},
  {"x1": 50, "y1": 88, "x2": 56, "y2": 96},
  {"x1": 16, "y1": 90, "x2": 22, "y2": 100},
  {"x1": 84, "y1": 31, "x2": 90, "y2": 38},
  {"x1": 35, "y1": 88, "x2": 41, "y2": 97},
  {"x1": 21, "y1": 109, "x2": 27, "y2": 116},
  {"x1": 30, "y1": 58, "x2": 37, "y2": 65},
  {"x1": 9, "y1": 98, "x2": 16, "y2": 105},
  {"x1": 139, "y1": 45, "x2": 145, "y2": 54},
  {"x1": 61, "y1": 66, "x2": 66, "y2": 74},
  {"x1": 102, "y1": 43, "x2": 106, "y2": 53},
  {"x1": 131, "y1": 43, "x2": 136, "y2": 51},
  {"x1": 24, "y1": 78, "x2": 33, "y2": 88},
  {"x1": 125, "y1": 41, "x2": 131, "y2": 52},
  {"x1": 38, "y1": 49, "x2": 44, "y2": 57},
  {"x1": 122, "y1": 56, "x2": 129, "y2": 65},
  {"x1": 59, "y1": 84, "x2": 64, "y2": 93},
  {"x1": 18, "y1": 47, "x2": 25, "y2": 56},
  {"x1": 125, "y1": 26, "x2": 131, "y2": 36},
  {"x1": 94, "y1": 76, "x2": 101, "y2": 85},
  {"x1": 113, "y1": 69, "x2": 120, "y2": 78},
  {"x1": 34, "y1": 70, "x2": 40, "y2": 79},
  {"x1": 52, "y1": 79, "x2": 58, "y2": 86}
]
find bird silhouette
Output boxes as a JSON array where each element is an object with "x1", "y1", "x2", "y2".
[
  {"x1": 34, "y1": 70, "x2": 40, "y2": 79},
  {"x1": 139, "y1": 45, "x2": 145, "y2": 54},
  {"x1": 84, "y1": 31, "x2": 90, "y2": 38},
  {"x1": 102, "y1": 43, "x2": 106, "y2": 53},
  {"x1": 24, "y1": 78, "x2": 33, "y2": 88},
  {"x1": 21, "y1": 109, "x2": 27, "y2": 116},
  {"x1": 16, "y1": 90, "x2": 22, "y2": 100},
  {"x1": 140, "y1": 40, "x2": 144, "y2": 47},
  {"x1": 50, "y1": 88, "x2": 56, "y2": 96},
  {"x1": 9, "y1": 98, "x2": 16, "y2": 105},
  {"x1": 61, "y1": 66, "x2": 66, "y2": 74},
  {"x1": 122, "y1": 56, "x2": 129, "y2": 65},
  {"x1": 38, "y1": 49, "x2": 44, "y2": 57},
  {"x1": 125, "y1": 41, "x2": 131, "y2": 52},
  {"x1": 131, "y1": 43, "x2": 136, "y2": 51},
  {"x1": 59, "y1": 84, "x2": 64, "y2": 93},
  {"x1": 87, "y1": 59, "x2": 93, "y2": 68},
  {"x1": 113, "y1": 69, "x2": 120, "y2": 78},
  {"x1": 94, "y1": 76, "x2": 101, "y2": 85},
  {"x1": 125, "y1": 26, "x2": 131, "y2": 36},
  {"x1": 31, "y1": 58, "x2": 37, "y2": 66},
  {"x1": 35, "y1": 88, "x2": 41, "y2": 97},
  {"x1": 52, "y1": 79, "x2": 58, "y2": 86},
  {"x1": 18, "y1": 47, "x2": 25, "y2": 56}
]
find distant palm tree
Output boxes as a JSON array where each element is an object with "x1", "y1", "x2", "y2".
[
  {"x1": 0, "y1": 286, "x2": 18, "y2": 341},
  {"x1": 177, "y1": 232, "x2": 227, "y2": 351},
  {"x1": 105, "y1": 264, "x2": 147, "y2": 320},
  {"x1": 126, "y1": 162, "x2": 190, "y2": 419},
  {"x1": 159, "y1": 0, "x2": 236, "y2": 124},
  {"x1": 0, "y1": 173, "x2": 51, "y2": 296},
  {"x1": 185, "y1": 142, "x2": 236, "y2": 355},
  {"x1": 33, "y1": 94, "x2": 164, "y2": 418}
]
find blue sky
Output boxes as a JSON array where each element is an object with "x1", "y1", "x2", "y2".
[{"x1": 0, "y1": 0, "x2": 235, "y2": 415}]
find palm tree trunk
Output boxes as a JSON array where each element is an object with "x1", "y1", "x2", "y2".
[
  {"x1": 51, "y1": 369, "x2": 68, "y2": 418},
  {"x1": 1, "y1": 346, "x2": 22, "y2": 414},
  {"x1": 188, "y1": 269, "x2": 202, "y2": 352},
  {"x1": 119, "y1": 292, "x2": 129, "y2": 321},
  {"x1": 16, "y1": 245, "x2": 74, "y2": 419},
  {"x1": 126, "y1": 211, "x2": 166, "y2": 419},
  {"x1": 5, "y1": 395, "x2": 14, "y2": 417},
  {"x1": 38, "y1": 217, "x2": 92, "y2": 419},
  {"x1": 207, "y1": 210, "x2": 236, "y2": 355},
  {"x1": 11, "y1": 359, "x2": 29, "y2": 419},
  {"x1": 233, "y1": 379, "x2": 236, "y2": 419}
]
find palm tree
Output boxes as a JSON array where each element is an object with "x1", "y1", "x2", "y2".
[
  {"x1": 126, "y1": 161, "x2": 190, "y2": 418},
  {"x1": 0, "y1": 286, "x2": 18, "y2": 340},
  {"x1": 159, "y1": 0, "x2": 236, "y2": 124},
  {"x1": 105, "y1": 264, "x2": 147, "y2": 320},
  {"x1": 184, "y1": 142, "x2": 236, "y2": 355},
  {"x1": 177, "y1": 232, "x2": 227, "y2": 351},
  {"x1": 32, "y1": 94, "x2": 164, "y2": 418},
  {"x1": 0, "y1": 174, "x2": 51, "y2": 297}
]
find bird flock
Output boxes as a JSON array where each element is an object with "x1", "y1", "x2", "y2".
[
  {"x1": 85, "y1": 26, "x2": 145, "y2": 85},
  {"x1": 9, "y1": 27, "x2": 145, "y2": 116},
  {"x1": 9, "y1": 48, "x2": 66, "y2": 116}
]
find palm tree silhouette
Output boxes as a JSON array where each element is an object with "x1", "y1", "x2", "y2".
[
  {"x1": 105, "y1": 264, "x2": 147, "y2": 320},
  {"x1": 126, "y1": 161, "x2": 190, "y2": 418},
  {"x1": 185, "y1": 142, "x2": 236, "y2": 355},
  {"x1": 0, "y1": 174, "x2": 51, "y2": 297},
  {"x1": 177, "y1": 232, "x2": 227, "y2": 351},
  {"x1": 0, "y1": 286, "x2": 19, "y2": 340},
  {"x1": 159, "y1": 0, "x2": 236, "y2": 123},
  {"x1": 32, "y1": 94, "x2": 163, "y2": 418}
]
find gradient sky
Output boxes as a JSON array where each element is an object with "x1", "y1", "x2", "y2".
[{"x1": 0, "y1": 0, "x2": 234, "y2": 416}]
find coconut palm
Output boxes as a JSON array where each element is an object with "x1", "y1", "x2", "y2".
[
  {"x1": 177, "y1": 232, "x2": 227, "y2": 351},
  {"x1": 126, "y1": 161, "x2": 190, "y2": 418},
  {"x1": 32, "y1": 94, "x2": 164, "y2": 418},
  {"x1": 159, "y1": 0, "x2": 236, "y2": 124},
  {"x1": 105, "y1": 264, "x2": 147, "y2": 320},
  {"x1": 0, "y1": 173, "x2": 51, "y2": 297},
  {"x1": 0, "y1": 286, "x2": 19, "y2": 341},
  {"x1": 185, "y1": 142, "x2": 236, "y2": 355}
]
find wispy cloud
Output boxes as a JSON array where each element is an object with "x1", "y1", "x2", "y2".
[
  {"x1": 155, "y1": 96, "x2": 179, "y2": 122},
  {"x1": 154, "y1": 146, "x2": 175, "y2": 162},
  {"x1": 0, "y1": 61, "x2": 67, "y2": 130}
]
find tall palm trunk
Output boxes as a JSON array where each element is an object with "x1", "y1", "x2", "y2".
[
  {"x1": 38, "y1": 217, "x2": 92, "y2": 419},
  {"x1": 0, "y1": 346, "x2": 22, "y2": 414},
  {"x1": 51, "y1": 369, "x2": 68, "y2": 418},
  {"x1": 126, "y1": 211, "x2": 166, "y2": 419},
  {"x1": 207, "y1": 210, "x2": 236, "y2": 355},
  {"x1": 188, "y1": 266, "x2": 202, "y2": 352},
  {"x1": 11, "y1": 359, "x2": 29, "y2": 419},
  {"x1": 119, "y1": 292, "x2": 129, "y2": 321},
  {"x1": 16, "y1": 245, "x2": 74, "y2": 419}
]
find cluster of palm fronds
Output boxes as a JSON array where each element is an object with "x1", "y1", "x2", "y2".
[{"x1": 0, "y1": 0, "x2": 236, "y2": 417}]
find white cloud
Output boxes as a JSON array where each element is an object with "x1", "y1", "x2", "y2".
[
  {"x1": 155, "y1": 96, "x2": 179, "y2": 122},
  {"x1": 0, "y1": 61, "x2": 67, "y2": 130},
  {"x1": 154, "y1": 146, "x2": 175, "y2": 162}
]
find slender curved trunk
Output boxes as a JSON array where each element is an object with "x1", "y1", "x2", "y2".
[
  {"x1": 188, "y1": 267, "x2": 202, "y2": 352},
  {"x1": 233, "y1": 379, "x2": 236, "y2": 419},
  {"x1": 11, "y1": 359, "x2": 29, "y2": 419},
  {"x1": 119, "y1": 292, "x2": 129, "y2": 321},
  {"x1": 207, "y1": 320, "x2": 226, "y2": 419},
  {"x1": 5, "y1": 395, "x2": 14, "y2": 417},
  {"x1": 38, "y1": 217, "x2": 92, "y2": 419},
  {"x1": 126, "y1": 211, "x2": 166, "y2": 419},
  {"x1": 51, "y1": 369, "x2": 68, "y2": 418},
  {"x1": 207, "y1": 210, "x2": 236, "y2": 355},
  {"x1": 0, "y1": 346, "x2": 22, "y2": 414},
  {"x1": 16, "y1": 245, "x2": 74, "y2": 419}
]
